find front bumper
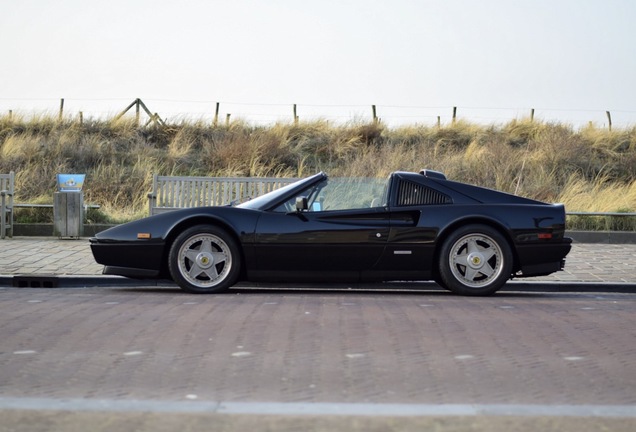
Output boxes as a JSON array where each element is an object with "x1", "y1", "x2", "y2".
[{"x1": 90, "y1": 239, "x2": 165, "y2": 279}]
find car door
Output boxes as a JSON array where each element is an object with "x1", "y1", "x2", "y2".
[
  {"x1": 365, "y1": 175, "x2": 455, "y2": 280},
  {"x1": 251, "y1": 207, "x2": 390, "y2": 281},
  {"x1": 249, "y1": 177, "x2": 390, "y2": 281}
]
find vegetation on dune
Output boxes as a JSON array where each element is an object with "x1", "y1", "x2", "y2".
[{"x1": 1, "y1": 113, "x2": 635, "y2": 229}]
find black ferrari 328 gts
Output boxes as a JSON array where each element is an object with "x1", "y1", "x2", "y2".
[{"x1": 90, "y1": 170, "x2": 572, "y2": 296}]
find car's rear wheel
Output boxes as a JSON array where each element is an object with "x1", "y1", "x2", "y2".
[
  {"x1": 438, "y1": 224, "x2": 512, "y2": 296},
  {"x1": 168, "y1": 225, "x2": 241, "y2": 293}
]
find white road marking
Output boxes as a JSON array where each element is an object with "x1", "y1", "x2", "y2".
[
  {"x1": 563, "y1": 356, "x2": 585, "y2": 361},
  {"x1": 345, "y1": 353, "x2": 366, "y2": 359},
  {"x1": 0, "y1": 397, "x2": 634, "y2": 418}
]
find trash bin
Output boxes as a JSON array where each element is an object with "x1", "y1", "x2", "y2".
[{"x1": 53, "y1": 174, "x2": 85, "y2": 238}]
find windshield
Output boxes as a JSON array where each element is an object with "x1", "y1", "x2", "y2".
[{"x1": 236, "y1": 173, "x2": 324, "y2": 210}]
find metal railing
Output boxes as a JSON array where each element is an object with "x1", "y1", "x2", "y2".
[
  {"x1": 566, "y1": 211, "x2": 636, "y2": 232},
  {"x1": 567, "y1": 212, "x2": 636, "y2": 217}
]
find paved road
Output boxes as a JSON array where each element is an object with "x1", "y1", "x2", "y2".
[{"x1": 1, "y1": 286, "x2": 635, "y2": 431}]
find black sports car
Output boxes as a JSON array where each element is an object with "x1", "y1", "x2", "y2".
[{"x1": 90, "y1": 170, "x2": 572, "y2": 296}]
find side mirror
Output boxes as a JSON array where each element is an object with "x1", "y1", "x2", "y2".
[{"x1": 295, "y1": 196, "x2": 309, "y2": 212}]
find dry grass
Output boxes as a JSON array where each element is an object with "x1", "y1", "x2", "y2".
[
  {"x1": 1, "y1": 113, "x2": 635, "y2": 224},
  {"x1": 558, "y1": 175, "x2": 636, "y2": 212}
]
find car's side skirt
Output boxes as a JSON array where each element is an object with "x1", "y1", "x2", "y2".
[
  {"x1": 246, "y1": 270, "x2": 432, "y2": 283},
  {"x1": 361, "y1": 270, "x2": 432, "y2": 282},
  {"x1": 246, "y1": 270, "x2": 359, "y2": 283},
  {"x1": 103, "y1": 266, "x2": 160, "y2": 278}
]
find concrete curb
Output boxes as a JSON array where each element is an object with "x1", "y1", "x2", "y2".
[
  {"x1": 1, "y1": 275, "x2": 635, "y2": 293},
  {"x1": 0, "y1": 275, "x2": 174, "y2": 289}
]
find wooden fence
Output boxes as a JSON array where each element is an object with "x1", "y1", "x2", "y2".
[{"x1": 3, "y1": 98, "x2": 621, "y2": 130}]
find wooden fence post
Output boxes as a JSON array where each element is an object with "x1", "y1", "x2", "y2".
[
  {"x1": 214, "y1": 102, "x2": 220, "y2": 126},
  {"x1": 530, "y1": 108, "x2": 535, "y2": 122},
  {"x1": 8, "y1": 110, "x2": 12, "y2": 121},
  {"x1": 372, "y1": 105, "x2": 377, "y2": 124},
  {"x1": 452, "y1": 106, "x2": 457, "y2": 124},
  {"x1": 136, "y1": 99, "x2": 165, "y2": 127},
  {"x1": 437, "y1": 116, "x2": 441, "y2": 128},
  {"x1": 59, "y1": 98, "x2": 64, "y2": 121},
  {"x1": 135, "y1": 98, "x2": 141, "y2": 126},
  {"x1": 606, "y1": 111, "x2": 612, "y2": 131},
  {"x1": 226, "y1": 113, "x2": 231, "y2": 126},
  {"x1": 79, "y1": 111, "x2": 83, "y2": 125},
  {"x1": 293, "y1": 104, "x2": 298, "y2": 125},
  {"x1": 115, "y1": 99, "x2": 136, "y2": 122}
]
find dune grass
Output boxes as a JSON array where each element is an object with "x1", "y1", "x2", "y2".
[{"x1": 1, "y1": 113, "x2": 635, "y2": 227}]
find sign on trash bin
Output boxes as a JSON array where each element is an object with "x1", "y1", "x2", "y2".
[
  {"x1": 54, "y1": 174, "x2": 85, "y2": 238},
  {"x1": 56, "y1": 174, "x2": 85, "y2": 192}
]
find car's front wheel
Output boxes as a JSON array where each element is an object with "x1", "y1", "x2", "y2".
[
  {"x1": 168, "y1": 225, "x2": 241, "y2": 293},
  {"x1": 438, "y1": 224, "x2": 512, "y2": 296}
]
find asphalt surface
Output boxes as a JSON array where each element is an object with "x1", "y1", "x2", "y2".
[{"x1": 0, "y1": 238, "x2": 635, "y2": 431}]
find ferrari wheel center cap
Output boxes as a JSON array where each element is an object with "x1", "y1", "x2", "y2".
[
  {"x1": 196, "y1": 252, "x2": 214, "y2": 269},
  {"x1": 467, "y1": 253, "x2": 484, "y2": 269}
]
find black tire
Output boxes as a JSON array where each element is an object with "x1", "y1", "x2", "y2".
[
  {"x1": 438, "y1": 224, "x2": 513, "y2": 296},
  {"x1": 168, "y1": 225, "x2": 241, "y2": 293}
]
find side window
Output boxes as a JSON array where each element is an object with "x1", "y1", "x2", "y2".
[
  {"x1": 271, "y1": 178, "x2": 388, "y2": 212},
  {"x1": 396, "y1": 180, "x2": 452, "y2": 206}
]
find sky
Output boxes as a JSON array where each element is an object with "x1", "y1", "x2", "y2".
[{"x1": 1, "y1": 0, "x2": 635, "y2": 127}]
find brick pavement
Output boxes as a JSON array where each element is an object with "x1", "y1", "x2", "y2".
[
  {"x1": 0, "y1": 238, "x2": 103, "y2": 276},
  {"x1": 0, "y1": 237, "x2": 635, "y2": 284},
  {"x1": 1, "y1": 288, "x2": 635, "y2": 405},
  {"x1": 0, "y1": 287, "x2": 635, "y2": 432}
]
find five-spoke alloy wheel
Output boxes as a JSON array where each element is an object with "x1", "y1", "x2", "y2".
[
  {"x1": 169, "y1": 225, "x2": 241, "y2": 293},
  {"x1": 438, "y1": 224, "x2": 513, "y2": 296}
]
